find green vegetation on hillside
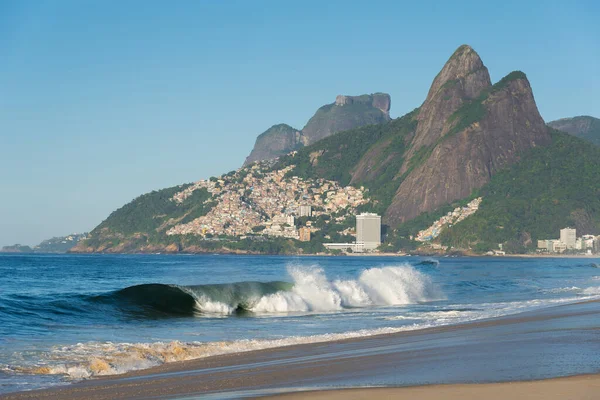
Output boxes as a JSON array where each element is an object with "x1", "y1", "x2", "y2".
[
  {"x1": 91, "y1": 185, "x2": 212, "y2": 237},
  {"x1": 277, "y1": 109, "x2": 418, "y2": 213},
  {"x1": 447, "y1": 71, "x2": 527, "y2": 138},
  {"x1": 439, "y1": 130, "x2": 600, "y2": 252}
]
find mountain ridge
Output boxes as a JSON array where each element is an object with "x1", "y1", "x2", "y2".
[
  {"x1": 548, "y1": 115, "x2": 600, "y2": 146},
  {"x1": 242, "y1": 93, "x2": 391, "y2": 166}
]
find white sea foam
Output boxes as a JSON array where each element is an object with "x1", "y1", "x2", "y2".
[
  {"x1": 583, "y1": 286, "x2": 600, "y2": 295},
  {"x1": 196, "y1": 265, "x2": 443, "y2": 314},
  {"x1": 12, "y1": 325, "x2": 433, "y2": 380},
  {"x1": 544, "y1": 286, "x2": 582, "y2": 294}
]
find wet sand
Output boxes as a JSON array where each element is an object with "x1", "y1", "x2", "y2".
[
  {"x1": 268, "y1": 374, "x2": 600, "y2": 400},
  {"x1": 2, "y1": 300, "x2": 599, "y2": 400}
]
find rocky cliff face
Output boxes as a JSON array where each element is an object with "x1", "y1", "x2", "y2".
[
  {"x1": 385, "y1": 46, "x2": 551, "y2": 225},
  {"x1": 401, "y1": 45, "x2": 491, "y2": 167},
  {"x1": 243, "y1": 93, "x2": 391, "y2": 166},
  {"x1": 301, "y1": 93, "x2": 391, "y2": 145},
  {"x1": 548, "y1": 116, "x2": 600, "y2": 146},
  {"x1": 243, "y1": 124, "x2": 302, "y2": 166}
]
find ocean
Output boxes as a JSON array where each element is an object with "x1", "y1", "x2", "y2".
[{"x1": 1, "y1": 253, "x2": 599, "y2": 394}]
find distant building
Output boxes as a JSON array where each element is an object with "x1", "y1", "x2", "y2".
[
  {"x1": 299, "y1": 227, "x2": 311, "y2": 242},
  {"x1": 299, "y1": 205, "x2": 312, "y2": 217},
  {"x1": 324, "y1": 242, "x2": 364, "y2": 252},
  {"x1": 552, "y1": 240, "x2": 567, "y2": 253},
  {"x1": 356, "y1": 213, "x2": 381, "y2": 251},
  {"x1": 582, "y1": 235, "x2": 595, "y2": 250},
  {"x1": 537, "y1": 240, "x2": 550, "y2": 251},
  {"x1": 560, "y1": 228, "x2": 577, "y2": 249},
  {"x1": 286, "y1": 215, "x2": 295, "y2": 226}
]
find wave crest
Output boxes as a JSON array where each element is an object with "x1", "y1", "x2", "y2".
[
  {"x1": 224, "y1": 265, "x2": 443, "y2": 314},
  {"x1": 91, "y1": 264, "x2": 442, "y2": 316}
]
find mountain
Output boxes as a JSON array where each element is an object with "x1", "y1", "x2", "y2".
[
  {"x1": 74, "y1": 44, "x2": 600, "y2": 255},
  {"x1": 73, "y1": 185, "x2": 213, "y2": 253},
  {"x1": 243, "y1": 93, "x2": 391, "y2": 166},
  {"x1": 385, "y1": 46, "x2": 550, "y2": 225},
  {"x1": 281, "y1": 45, "x2": 551, "y2": 226},
  {"x1": 244, "y1": 124, "x2": 303, "y2": 166},
  {"x1": 0, "y1": 244, "x2": 33, "y2": 253},
  {"x1": 1, "y1": 233, "x2": 89, "y2": 253},
  {"x1": 35, "y1": 233, "x2": 89, "y2": 253},
  {"x1": 548, "y1": 116, "x2": 600, "y2": 146},
  {"x1": 438, "y1": 129, "x2": 600, "y2": 252},
  {"x1": 301, "y1": 93, "x2": 391, "y2": 144}
]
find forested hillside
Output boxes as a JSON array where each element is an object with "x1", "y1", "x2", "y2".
[{"x1": 439, "y1": 130, "x2": 600, "y2": 252}]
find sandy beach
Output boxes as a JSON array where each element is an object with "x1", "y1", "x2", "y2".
[
  {"x1": 2, "y1": 299, "x2": 599, "y2": 400},
  {"x1": 268, "y1": 374, "x2": 600, "y2": 400}
]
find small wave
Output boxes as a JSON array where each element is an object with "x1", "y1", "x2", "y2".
[
  {"x1": 6, "y1": 325, "x2": 434, "y2": 380},
  {"x1": 415, "y1": 258, "x2": 440, "y2": 267},
  {"x1": 582, "y1": 286, "x2": 600, "y2": 295},
  {"x1": 543, "y1": 286, "x2": 582, "y2": 294}
]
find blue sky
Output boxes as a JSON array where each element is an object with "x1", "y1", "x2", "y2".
[{"x1": 1, "y1": 0, "x2": 598, "y2": 246}]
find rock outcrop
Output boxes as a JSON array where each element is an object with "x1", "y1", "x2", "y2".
[
  {"x1": 301, "y1": 93, "x2": 391, "y2": 144},
  {"x1": 385, "y1": 46, "x2": 551, "y2": 225},
  {"x1": 243, "y1": 93, "x2": 391, "y2": 165},
  {"x1": 548, "y1": 116, "x2": 600, "y2": 146},
  {"x1": 401, "y1": 45, "x2": 491, "y2": 166},
  {"x1": 243, "y1": 124, "x2": 302, "y2": 166}
]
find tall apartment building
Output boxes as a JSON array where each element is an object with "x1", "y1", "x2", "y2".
[
  {"x1": 560, "y1": 227, "x2": 577, "y2": 249},
  {"x1": 356, "y1": 213, "x2": 381, "y2": 251},
  {"x1": 299, "y1": 205, "x2": 312, "y2": 217}
]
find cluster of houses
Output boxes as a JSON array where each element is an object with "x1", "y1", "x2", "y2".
[
  {"x1": 166, "y1": 162, "x2": 368, "y2": 240},
  {"x1": 415, "y1": 198, "x2": 483, "y2": 242},
  {"x1": 537, "y1": 228, "x2": 600, "y2": 254}
]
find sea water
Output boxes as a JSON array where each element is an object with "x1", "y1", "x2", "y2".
[{"x1": 0, "y1": 254, "x2": 599, "y2": 393}]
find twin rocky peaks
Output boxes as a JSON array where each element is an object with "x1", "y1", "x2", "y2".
[
  {"x1": 245, "y1": 45, "x2": 550, "y2": 226},
  {"x1": 386, "y1": 45, "x2": 550, "y2": 224}
]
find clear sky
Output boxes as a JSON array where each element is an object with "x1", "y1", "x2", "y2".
[{"x1": 1, "y1": 0, "x2": 598, "y2": 247}]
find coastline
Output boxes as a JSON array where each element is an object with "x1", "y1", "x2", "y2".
[
  {"x1": 3, "y1": 299, "x2": 599, "y2": 400},
  {"x1": 5, "y1": 249, "x2": 599, "y2": 259},
  {"x1": 265, "y1": 374, "x2": 600, "y2": 399}
]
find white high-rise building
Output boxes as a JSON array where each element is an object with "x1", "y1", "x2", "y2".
[
  {"x1": 560, "y1": 227, "x2": 577, "y2": 249},
  {"x1": 299, "y1": 205, "x2": 312, "y2": 217},
  {"x1": 356, "y1": 213, "x2": 381, "y2": 251}
]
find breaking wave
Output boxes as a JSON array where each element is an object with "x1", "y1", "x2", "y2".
[{"x1": 94, "y1": 265, "x2": 443, "y2": 316}]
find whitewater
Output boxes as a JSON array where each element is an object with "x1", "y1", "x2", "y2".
[{"x1": 1, "y1": 254, "x2": 599, "y2": 393}]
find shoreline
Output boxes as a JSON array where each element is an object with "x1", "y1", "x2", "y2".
[
  {"x1": 264, "y1": 374, "x2": 600, "y2": 399},
  {"x1": 3, "y1": 299, "x2": 599, "y2": 399},
  {"x1": 3, "y1": 251, "x2": 600, "y2": 259}
]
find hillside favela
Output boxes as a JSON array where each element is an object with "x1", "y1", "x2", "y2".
[{"x1": 1, "y1": 2, "x2": 600, "y2": 400}]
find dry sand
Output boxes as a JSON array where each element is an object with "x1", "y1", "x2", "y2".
[{"x1": 266, "y1": 374, "x2": 600, "y2": 400}]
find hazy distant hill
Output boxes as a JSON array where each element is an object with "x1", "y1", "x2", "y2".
[
  {"x1": 35, "y1": 233, "x2": 89, "y2": 253},
  {"x1": 548, "y1": 116, "x2": 600, "y2": 146},
  {"x1": 0, "y1": 244, "x2": 33, "y2": 253},
  {"x1": 1, "y1": 233, "x2": 88, "y2": 253}
]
